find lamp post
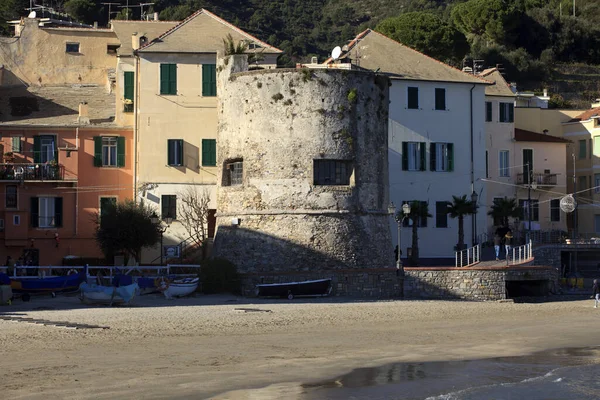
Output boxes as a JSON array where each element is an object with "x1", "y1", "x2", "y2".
[
  {"x1": 151, "y1": 212, "x2": 172, "y2": 266},
  {"x1": 471, "y1": 191, "x2": 478, "y2": 246},
  {"x1": 526, "y1": 162, "x2": 538, "y2": 243},
  {"x1": 388, "y1": 202, "x2": 411, "y2": 275}
]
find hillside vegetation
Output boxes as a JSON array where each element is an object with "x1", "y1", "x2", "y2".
[{"x1": 2, "y1": 0, "x2": 599, "y2": 106}]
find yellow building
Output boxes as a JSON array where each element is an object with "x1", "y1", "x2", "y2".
[{"x1": 131, "y1": 9, "x2": 281, "y2": 262}]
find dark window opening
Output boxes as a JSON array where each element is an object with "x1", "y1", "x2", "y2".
[
  {"x1": 107, "y1": 44, "x2": 120, "y2": 54},
  {"x1": 314, "y1": 159, "x2": 353, "y2": 185},
  {"x1": 6, "y1": 185, "x2": 17, "y2": 208},
  {"x1": 224, "y1": 160, "x2": 243, "y2": 186},
  {"x1": 66, "y1": 43, "x2": 80, "y2": 53},
  {"x1": 407, "y1": 87, "x2": 419, "y2": 109},
  {"x1": 161, "y1": 195, "x2": 177, "y2": 219},
  {"x1": 435, "y1": 88, "x2": 446, "y2": 110}
]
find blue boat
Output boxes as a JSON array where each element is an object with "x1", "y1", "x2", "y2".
[{"x1": 11, "y1": 267, "x2": 87, "y2": 299}]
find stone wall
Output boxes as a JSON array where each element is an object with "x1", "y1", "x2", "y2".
[
  {"x1": 533, "y1": 245, "x2": 562, "y2": 269},
  {"x1": 213, "y1": 54, "x2": 393, "y2": 290}
]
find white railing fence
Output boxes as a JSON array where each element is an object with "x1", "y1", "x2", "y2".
[
  {"x1": 455, "y1": 244, "x2": 481, "y2": 267},
  {"x1": 507, "y1": 240, "x2": 533, "y2": 266}
]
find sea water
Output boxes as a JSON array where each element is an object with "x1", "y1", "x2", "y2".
[{"x1": 212, "y1": 347, "x2": 600, "y2": 399}]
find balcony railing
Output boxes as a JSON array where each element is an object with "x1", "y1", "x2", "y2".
[
  {"x1": 0, "y1": 163, "x2": 64, "y2": 181},
  {"x1": 516, "y1": 172, "x2": 557, "y2": 186}
]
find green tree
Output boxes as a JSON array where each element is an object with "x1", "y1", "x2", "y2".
[
  {"x1": 376, "y1": 12, "x2": 469, "y2": 63},
  {"x1": 488, "y1": 197, "x2": 521, "y2": 228},
  {"x1": 447, "y1": 195, "x2": 475, "y2": 251},
  {"x1": 94, "y1": 200, "x2": 161, "y2": 264},
  {"x1": 450, "y1": 0, "x2": 520, "y2": 44},
  {"x1": 64, "y1": 0, "x2": 99, "y2": 25},
  {"x1": 223, "y1": 33, "x2": 248, "y2": 55},
  {"x1": 405, "y1": 201, "x2": 432, "y2": 266},
  {"x1": 0, "y1": 0, "x2": 29, "y2": 35}
]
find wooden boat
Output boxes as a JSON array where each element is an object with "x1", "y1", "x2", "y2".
[
  {"x1": 11, "y1": 268, "x2": 87, "y2": 299},
  {"x1": 79, "y1": 282, "x2": 138, "y2": 306},
  {"x1": 161, "y1": 277, "x2": 199, "y2": 299},
  {"x1": 256, "y1": 278, "x2": 332, "y2": 300}
]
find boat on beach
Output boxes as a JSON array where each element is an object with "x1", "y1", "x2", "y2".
[
  {"x1": 10, "y1": 268, "x2": 88, "y2": 300},
  {"x1": 160, "y1": 277, "x2": 199, "y2": 299},
  {"x1": 79, "y1": 282, "x2": 138, "y2": 306},
  {"x1": 256, "y1": 278, "x2": 332, "y2": 300}
]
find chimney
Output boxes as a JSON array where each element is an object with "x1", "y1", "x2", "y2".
[
  {"x1": 132, "y1": 33, "x2": 139, "y2": 51},
  {"x1": 543, "y1": 129, "x2": 549, "y2": 135},
  {"x1": 93, "y1": 21, "x2": 98, "y2": 29},
  {"x1": 78, "y1": 102, "x2": 90, "y2": 124},
  {"x1": 543, "y1": 88, "x2": 548, "y2": 97},
  {"x1": 154, "y1": 12, "x2": 159, "y2": 21},
  {"x1": 462, "y1": 66, "x2": 473, "y2": 74},
  {"x1": 510, "y1": 82, "x2": 517, "y2": 94}
]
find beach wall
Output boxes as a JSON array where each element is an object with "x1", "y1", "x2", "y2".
[
  {"x1": 214, "y1": 55, "x2": 398, "y2": 297},
  {"x1": 405, "y1": 266, "x2": 558, "y2": 301}
]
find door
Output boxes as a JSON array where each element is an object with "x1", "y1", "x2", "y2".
[
  {"x1": 595, "y1": 215, "x2": 600, "y2": 233},
  {"x1": 523, "y1": 149, "x2": 533, "y2": 184}
]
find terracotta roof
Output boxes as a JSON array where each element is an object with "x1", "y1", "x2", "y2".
[
  {"x1": 110, "y1": 20, "x2": 180, "y2": 56},
  {"x1": 479, "y1": 68, "x2": 515, "y2": 97},
  {"x1": 324, "y1": 29, "x2": 491, "y2": 84},
  {"x1": 0, "y1": 85, "x2": 119, "y2": 127},
  {"x1": 568, "y1": 107, "x2": 600, "y2": 122},
  {"x1": 137, "y1": 9, "x2": 282, "y2": 54},
  {"x1": 514, "y1": 128, "x2": 570, "y2": 143}
]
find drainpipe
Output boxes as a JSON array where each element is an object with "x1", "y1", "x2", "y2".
[
  {"x1": 133, "y1": 54, "x2": 139, "y2": 204},
  {"x1": 75, "y1": 127, "x2": 79, "y2": 236},
  {"x1": 470, "y1": 84, "x2": 476, "y2": 246}
]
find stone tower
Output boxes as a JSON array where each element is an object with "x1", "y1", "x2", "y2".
[{"x1": 213, "y1": 55, "x2": 399, "y2": 297}]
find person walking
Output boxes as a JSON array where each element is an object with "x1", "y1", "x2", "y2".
[
  {"x1": 593, "y1": 279, "x2": 600, "y2": 308},
  {"x1": 504, "y1": 231, "x2": 513, "y2": 260},
  {"x1": 493, "y1": 233, "x2": 501, "y2": 261}
]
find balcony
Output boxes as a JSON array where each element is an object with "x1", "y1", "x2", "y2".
[
  {"x1": 0, "y1": 163, "x2": 65, "y2": 181},
  {"x1": 516, "y1": 172, "x2": 557, "y2": 187}
]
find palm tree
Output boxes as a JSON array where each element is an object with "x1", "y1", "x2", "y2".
[
  {"x1": 447, "y1": 195, "x2": 475, "y2": 250},
  {"x1": 487, "y1": 197, "x2": 522, "y2": 228},
  {"x1": 223, "y1": 33, "x2": 248, "y2": 55},
  {"x1": 406, "y1": 201, "x2": 432, "y2": 266}
]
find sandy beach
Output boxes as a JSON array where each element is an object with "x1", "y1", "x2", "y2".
[{"x1": 1, "y1": 294, "x2": 599, "y2": 399}]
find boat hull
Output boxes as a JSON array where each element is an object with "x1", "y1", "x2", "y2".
[
  {"x1": 11, "y1": 272, "x2": 86, "y2": 294},
  {"x1": 163, "y1": 278, "x2": 199, "y2": 299},
  {"x1": 256, "y1": 279, "x2": 332, "y2": 299}
]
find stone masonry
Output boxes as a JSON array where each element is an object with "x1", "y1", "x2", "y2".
[{"x1": 212, "y1": 54, "x2": 399, "y2": 297}]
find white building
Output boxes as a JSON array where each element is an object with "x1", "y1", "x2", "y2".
[{"x1": 328, "y1": 30, "x2": 490, "y2": 263}]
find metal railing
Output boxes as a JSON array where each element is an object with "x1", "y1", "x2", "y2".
[
  {"x1": 0, "y1": 163, "x2": 64, "y2": 181},
  {"x1": 455, "y1": 244, "x2": 481, "y2": 267},
  {"x1": 516, "y1": 172, "x2": 557, "y2": 186},
  {"x1": 507, "y1": 240, "x2": 533, "y2": 265},
  {"x1": 5, "y1": 264, "x2": 201, "y2": 280}
]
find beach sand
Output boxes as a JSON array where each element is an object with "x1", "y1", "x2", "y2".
[{"x1": 1, "y1": 294, "x2": 599, "y2": 399}]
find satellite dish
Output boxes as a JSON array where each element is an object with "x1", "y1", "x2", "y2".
[
  {"x1": 559, "y1": 194, "x2": 576, "y2": 213},
  {"x1": 331, "y1": 46, "x2": 342, "y2": 60},
  {"x1": 28, "y1": 11, "x2": 36, "y2": 18}
]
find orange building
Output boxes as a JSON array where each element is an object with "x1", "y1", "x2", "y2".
[{"x1": 0, "y1": 85, "x2": 133, "y2": 265}]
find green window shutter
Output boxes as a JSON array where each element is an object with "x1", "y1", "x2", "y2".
[
  {"x1": 202, "y1": 139, "x2": 216, "y2": 166},
  {"x1": 499, "y1": 104, "x2": 506, "y2": 122},
  {"x1": 160, "y1": 64, "x2": 176, "y2": 95},
  {"x1": 508, "y1": 103, "x2": 514, "y2": 122},
  {"x1": 33, "y1": 136, "x2": 41, "y2": 163},
  {"x1": 124, "y1": 71, "x2": 134, "y2": 101},
  {"x1": 202, "y1": 64, "x2": 217, "y2": 97},
  {"x1": 161, "y1": 195, "x2": 169, "y2": 218},
  {"x1": 54, "y1": 197, "x2": 63, "y2": 227},
  {"x1": 12, "y1": 137, "x2": 21, "y2": 153},
  {"x1": 430, "y1": 143, "x2": 436, "y2": 171},
  {"x1": 178, "y1": 139, "x2": 184, "y2": 164},
  {"x1": 53, "y1": 136, "x2": 58, "y2": 163},
  {"x1": 407, "y1": 87, "x2": 419, "y2": 109},
  {"x1": 169, "y1": 64, "x2": 177, "y2": 95},
  {"x1": 94, "y1": 136, "x2": 103, "y2": 167},
  {"x1": 117, "y1": 137, "x2": 125, "y2": 167},
  {"x1": 167, "y1": 140, "x2": 174, "y2": 165},
  {"x1": 30, "y1": 197, "x2": 39, "y2": 228},
  {"x1": 419, "y1": 143, "x2": 426, "y2": 171},
  {"x1": 448, "y1": 143, "x2": 454, "y2": 171},
  {"x1": 401, "y1": 142, "x2": 408, "y2": 170},
  {"x1": 435, "y1": 88, "x2": 445, "y2": 110}
]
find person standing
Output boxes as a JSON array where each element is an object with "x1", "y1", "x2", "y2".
[
  {"x1": 493, "y1": 234, "x2": 501, "y2": 261},
  {"x1": 593, "y1": 279, "x2": 600, "y2": 308},
  {"x1": 504, "y1": 231, "x2": 513, "y2": 260}
]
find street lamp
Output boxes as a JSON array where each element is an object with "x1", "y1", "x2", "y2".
[
  {"x1": 526, "y1": 162, "x2": 538, "y2": 242},
  {"x1": 388, "y1": 202, "x2": 411, "y2": 275},
  {"x1": 471, "y1": 191, "x2": 478, "y2": 246},
  {"x1": 151, "y1": 212, "x2": 173, "y2": 266}
]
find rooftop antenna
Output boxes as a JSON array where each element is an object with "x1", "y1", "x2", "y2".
[
  {"x1": 118, "y1": 0, "x2": 131, "y2": 21},
  {"x1": 101, "y1": 3, "x2": 120, "y2": 21},
  {"x1": 331, "y1": 46, "x2": 342, "y2": 62}
]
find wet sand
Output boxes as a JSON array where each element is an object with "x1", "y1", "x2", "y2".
[{"x1": 1, "y1": 294, "x2": 599, "y2": 399}]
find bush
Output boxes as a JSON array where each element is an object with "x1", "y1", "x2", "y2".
[{"x1": 200, "y1": 258, "x2": 241, "y2": 294}]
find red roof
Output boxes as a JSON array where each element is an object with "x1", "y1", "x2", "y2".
[
  {"x1": 568, "y1": 107, "x2": 600, "y2": 122},
  {"x1": 514, "y1": 128, "x2": 570, "y2": 143}
]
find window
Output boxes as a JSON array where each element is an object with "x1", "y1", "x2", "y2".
[
  {"x1": 492, "y1": 197, "x2": 503, "y2": 226},
  {"x1": 499, "y1": 150, "x2": 509, "y2": 177},
  {"x1": 33, "y1": 135, "x2": 56, "y2": 164},
  {"x1": 402, "y1": 200, "x2": 427, "y2": 227},
  {"x1": 31, "y1": 197, "x2": 62, "y2": 228},
  {"x1": 100, "y1": 197, "x2": 117, "y2": 228},
  {"x1": 594, "y1": 137, "x2": 600, "y2": 157},
  {"x1": 160, "y1": 64, "x2": 177, "y2": 95},
  {"x1": 429, "y1": 142, "x2": 454, "y2": 172},
  {"x1": 0, "y1": 219, "x2": 3, "y2": 231},
  {"x1": 11, "y1": 137, "x2": 22, "y2": 153},
  {"x1": 66, "y1": 43, "x2": 80, "y2": 53},
  {"x1": 485, "y1": 151, "x2": 489, "y2": 178},
  {"x1": 578, "y1": 176, "x2": 587, "y2": 196},
  {"x1": 202, "y1": 64, "x2": 217, "y2": 97},
  {"x1": 595, "y1": 174, "x2": 600, "y2": 194},
  {"x1": 519, "y1": 199, "x2": 539, "y2": 222},
  {"x1": 201, "y1": 139, "x2": 216, "y2": 166},
  {"x1": 225, "y1": 161, "x2": 244, "y2": 186},
  {"x1": 161, "y1": 195, "x2": 177, "y2": 219},
  {"x1": 167, "y1": 139, "x2": 184, "y2": 166},
  {"x1": 407, "y1": 87, "x2": 419, "y2": 109},
  {"x1": 94, "y1": 136, "x2": 125, "y2": 167},
  {"x1": 436, "y1": 201, "x2": 449, "y2": 228},
  {"x1": 402, "y1": 142, "x2": 426, "y2": 171},
  {"x1": 579, "y1": 139, "x2": 587, "y2": 160},
  {"x1": 123, "y1": 71, "x2": 134, "y2": 112},
  {"x1": 313, "y1": 160, "x2": 352, "y2": 185},
  {"x1": 590, "y1": 138, "x2": 593, "y2": 159},
  {"x1": 485, "y1": 101, "x2": 492, "y2": 122},
  {"x1": 6, "y1": 185, "x2": 17, "y2": 208},
  {"x1": 13, "y1": 215, "x2": 20, "y2": 226},
  {"x1": 550, "y1": 199, "x2": 560, "y2": 222},
  {"x1": 107, "y1": 44, "x2": 120, "y2": 54},
  {"x1": 435, "y1": 88, "x2": 446, "y2": 110},
  {"x1": 499, "y1": 102, "x2": 514, "y2": 122}
]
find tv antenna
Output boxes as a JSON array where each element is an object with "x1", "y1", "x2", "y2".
[
  {"x1": 101, "y1": 3, "x2": 120, "y2": 20},
  {"x1": 331, "y1": 46, "x2": 342, "y2": 61}
]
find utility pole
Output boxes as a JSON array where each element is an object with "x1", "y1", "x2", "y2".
[
  {"x1": 101, "y1": 3, "x2": 119, "y2": 22},
  {"x1": 573, "y1": 0, "x2": 576, "y2": 17}
]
